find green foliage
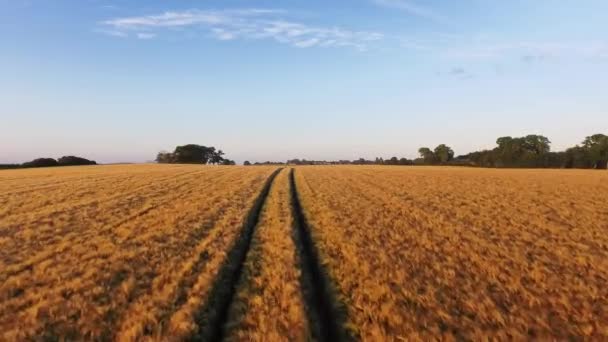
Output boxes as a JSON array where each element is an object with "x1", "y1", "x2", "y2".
[
  {"x1": 417, "y1": 145, "x2": 455, "y2": 165},
  {"x1": 156, "y1": 145, "x2": 231, "y2": 165},
  {"x1": 582, "y1": 134, "x2": 608, "y2": 169},
  {"x1": 22, "y1": 158, "x2": 59, "y2": 168},
  {"x1": 221, "y1": 159, "x2": 236, "y2": 165},
  {"x1": 418, "y1": 147, "x2": 436, "y2": 164},
  {"x1": 57, "y1": 156, "x2": 97, "y2": 166},
  {"x1": 434, "y1": 144, "x2": 454, "y2": 164},
  {"x1": 457, "y1": 133, "x2": 607, "y2": 169}
]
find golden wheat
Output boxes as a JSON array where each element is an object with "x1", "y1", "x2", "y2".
[
  {"x1": 225, "y1": 168, "x2": 309, "y2": 341},
  {"x1": 2, "y1": 164, "x2": 607, "y2": 340},
  {"x1": 0, "y1": 164, "x2": 276, "y2": 340},
  {"x1": 295, "y1": 166, "x2": 608, "y2": 340}
]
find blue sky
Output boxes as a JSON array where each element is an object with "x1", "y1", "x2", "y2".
[{"x1": 1, "y1": 0, "x2": 607, "y2": 163}]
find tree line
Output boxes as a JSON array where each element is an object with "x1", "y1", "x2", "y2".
[
  {"x1": 454, "y1": 133, "x2": 608, "y2": 169},
  {"x1": 0, "y1": 156, "x2": 97, "y2": 170},
  {"x1": 244, "y1": 133, "x2": 607, "y2": 169},
  {"x1": 156, "y1": 144, "x2": 236, "y2": 165}
]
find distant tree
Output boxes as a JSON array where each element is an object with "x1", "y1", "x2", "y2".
[
  {"x1": 582, "y1": 134, "x2": 608, "y2": 169},
  {"x1": 459, "y1": 150, "x2": 496, "y2": 167},
  {"x1": 564, "y1": 146, "x2": 591, "y2": 169},
  {"x1": 387, "y1": 156, "x2": 399, "y2": 165},
  {"x1": 22, "y1": 158, "x2": 58, "y2": 168},
  {"x1": 173, "y1": 145, "x2": 211, "y2": 164},
  {"x1": 399, "y1": 158, "x2": 413, "y2": 165},
  {"x1": 220, "y1": 159, "x2": 236, "y2": 165},
  {"x1": 243, "y1": 161, "x2": 251, "y2": 166},
  {"x1": 57, "y1": 156, "x2": 96, "y2": 166},
  {"x1": 433, "y1": 144, "x2": 454, "y2": 164},
  {"x1": 0, "y1": 164, "x2": 21, "y2": 170},
  {"x1": 157, "y1": 145, "x2": 227, "y2": 165},
  {"x1": 495, "y1": 136, "x2": 518, "y2": 165},
  {"x1": 172, "y1": 145, "x2": 201, "y2": 163},
  {"x1": 492, "y1": 135, "x2": 552, "y2": 167},
  {"x1": 210, "y1": 149, "x2": 225, "y2": 165},
  {"x1": 523, "y1": 135, "x2": 551, "y2": 155},
  {"x1": 156, "y1": 151, "x2": 175, "y2": 164},
  {"x1": 418, "y1": 147, "x2": 436, "y2": 164}
]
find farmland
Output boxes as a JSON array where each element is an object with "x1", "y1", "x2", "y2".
[
  {"x1": 295, "y1": 166, "x2": 608, "y2": 339},
  {"x1": 0, "y1": 165, "x2": 276, "y2": 340},
  {"x1": 1, "y1": 164, "x2": 608, "y2": 340}
]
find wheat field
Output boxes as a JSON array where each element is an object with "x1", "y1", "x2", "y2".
[
  {"x1": 0, "y1": 164, "x2": 276, "y2": 340},
  {"x1": 1, "y1": 164, "x2": 607, "y2": 340},
  {"x1": 225, "y1": 168, "x2": 309, "y2": 341},
  {"x1": 295, "y1": 166, "x2": 608, "y2": 339}
]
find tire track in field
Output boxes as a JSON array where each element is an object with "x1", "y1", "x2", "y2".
[
  {"x1": 289, "y1": 168, "x2": 353, "y2": 342},
  {"x1": 189, "y1": 168, "x2": 283, "y2": 341}
]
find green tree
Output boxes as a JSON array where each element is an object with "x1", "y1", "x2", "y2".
[
  {"x1": 494, "y1": 135, "x2": 551, "y2": 167},
  {"x1": 583, "y1": 134, "x2": 608, "y2": 169},
  {"x1": 156, "y1": 151, "x2": 175, "y2": 164},
  {"x1": 418, "y1": 147, "x2": 435, "y2": 164},
  {"x1": 159, "y1": 144, "x2": 228, "y2": 164},
  {"x1": 433, "y1": 144, "x2": 454, "y2": 164},
  {"x1": 210, "y1": 149, "x2": 225, "y2": 165},
  {"x1": 57, "y1": 156, "x2": 96, "y2": 166},
  {"x1": 22, "y1": 158, "x2": 58, "y2": 168},
  {"x1": 523, "y1": 135, "x2": 551, "y2": 154},
  {"x1": 173, "y1": 144, "x2": 209, "y2": 164}
]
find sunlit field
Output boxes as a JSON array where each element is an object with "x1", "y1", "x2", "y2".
[
  {"x1": 296, "y1": 166, "x2": 608, "y2": 339},
  {"x1": 1, "y1": 165, "x2": 607, "y2": 340},
  {"x1": 0, "y1": 164, "x2": 276, "y2": 340}
]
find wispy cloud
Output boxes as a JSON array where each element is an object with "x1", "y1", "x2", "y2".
[
  {"x1": 100, "y1": 9, "x2": 383, "y2": 50},
  {"x1": 371, "y1": 0, "x2": 446, "y2": 22}
]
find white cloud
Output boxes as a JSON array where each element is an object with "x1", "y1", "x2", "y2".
[
  {"x1": 371, "y1": 0, "x2": 446, "y2": 22},
  {"x1": 294, "y1": 38, "x2": 321, "y2": 48},
  {"x1": 100, "y1": 9, "x2": 383, "y2": 50}
]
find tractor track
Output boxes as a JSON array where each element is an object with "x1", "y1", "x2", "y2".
[
  {"x1": 189, "y1": 167, "x2": 283, "y2": 341},
  {"x1": 289, "y1": 168, "x2": 352, "y2": 342},
  {"x1": 190, "y1": 167, "x2": 350, "y2": 341}
]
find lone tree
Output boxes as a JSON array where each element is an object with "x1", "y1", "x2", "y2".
[{"x1": 156, "y1": 144, "x2": 232, "y2": 165}]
